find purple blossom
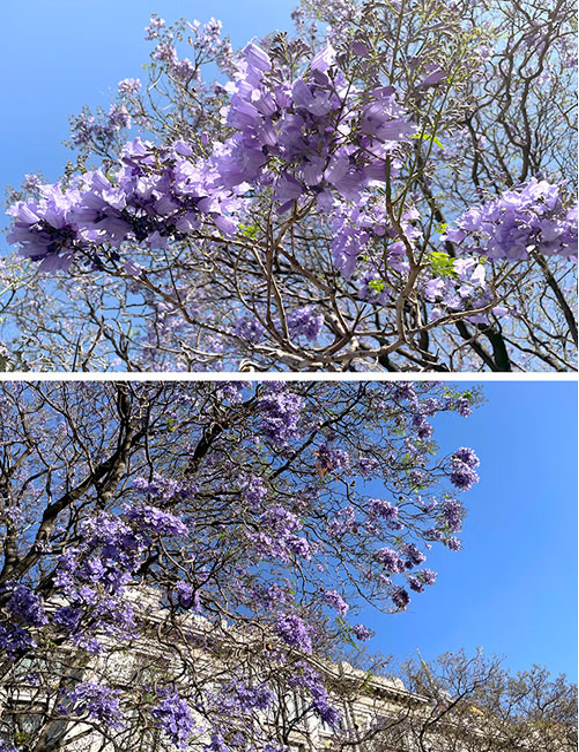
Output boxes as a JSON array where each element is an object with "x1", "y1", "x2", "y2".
[
  {"x1": 401, "y1": 542, "x2": 427, "y2": 568},
  {"x1": 352, "y1": 623, "x2": 373, "y2": 641},
  {"x1": 322, "y1": 589, "x2": 349, "y2": 616},
  {"x1": 229, "y1": 680, "x2": 273, "y2": 711},
  {"x1": 5, "y1": 584, "x2": 47, "y2": 627},
  {"x1": 124, "y1": 503, "x2": 188, "y2": 537},
  {"x1": 175, "y1": 581, "x2": 200, "y2": 611},
  {"x1": 0, "y1": 623, "x2": 35, "y2": 659},
  {"x1": 275, "y1": 613, "x2": 312, "y2": 653},
  {"x1": 244, "y1": 42, "x2": 272, "y2": 72},
  {"x1": 287, "y1": 306, "x2": 324, "y2": 341},
  {"x1": 61, "y1": 682, "x2": 124, "y2": 730},
  {"x1": 258, "y1": 383, "x2": 304, "y2": 447},
  {"x1": 447, "y1": 536, "x2": 462, "y2": 551},
  {"x1": 375, "y1": 547, "x2": 405, "y2": 574},
  {"x1": 442, "y1": 498, "x2": 464, "y2": 532},
  {"x1": 453, "y1": 447, "x2": 480, "y2": 468},
  {"x1": 315, "y1": 443, "x2": 350, "y2": 474},
  {"x1": 151, "y1": 689, "x2": 198, "y2": 750},
  {"x1": 392, "y1": 587, "x2": 410, "y2": 610},
  {"x1": 145, "y1": 15, "x2": 165, "y2": 40},
  {"x1": 118, "y1": 78, "x2": 141, "y2": 95},
  {"x1": 0, "y1": 741, "x2": 19, "y2": 752},
  {"x1": 289, "y1": 662, "x2": 341, "y2": 728},
  {"x1": 368, "y1": 498, "x2": 399, "y2": 520},
  {"x1": 53, "y1": 605, "x2": 82, "y2": 633},
  {"x1": 242, "y1": 475, "x2": 267, "y2": 508},
  {"x1": 235, "y1": 315, "x2": 265, "y2": 343},
  {"x1": 449, "y1": 457, "x2": 480, "y2": 491},
  {"x1": 445, "y1": 178, "x2": 578, "y2": 261}
]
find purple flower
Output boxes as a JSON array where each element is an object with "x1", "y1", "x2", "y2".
[
  {"x1": 445, "y1": 178, "x2": 577, "y2": 261},
  {"x1": 287, "y1": 306, "x2": 324, "y2": 341},
  {"x1": 352, "y1": 623, "x2": 373, "y2": 641},
  {"x1": 453, "y1": 447, "x2": 480, "y2": 468},
  {"x1": 258, "y1": 383, "x2": 304, "y2": 447},
  {"x1": 275, "y1": 613, "x2": 312, "y2": 653},
  {"x1": 118, "y1": 78, "x2": 141, "y2": 95},
  {"x1": 0, "y1": 623, "x2": 35, "y2": 659},
  {"x1": 449, "y1": 457, "x2": 480, "y2": 491},
  {"x1": 61, "y1": 682, "x2": 124, "y2": 730},
  {"x1": 368, "y1": 498, "x2": 399, "y2": 520},
  {"x1": 53, "y1": 606, "x2": 82, "y2": 633},
  {"x1": 289, "y1": 662, "x2": 341, "y2": 728},
  {"x1": 5, "y1": 584, "x2": 47, "y2": 627},
  {"x1": 375, "y1": 547, "x2": 405, "y2": 574},
  {"x1": 418, "y1": 67, "x2": 446, "y2": 88},
  {"x1": 242, "y1": 475, "x2": 267, "y2": 508},
  {"x1": 401, "y1": 542, "x2": 427, "y2": 568},
  {"x1": 151, "y1": 689, "x2": 198, "y2": 750},
  {"x1": 322, "y1": 589, "x2": 349, "y2": 617},
  {"x1": 311, "y1": 43, "x2": 336, "y2": 72},
  {"x1": 124, "y1": 503, "x2": 188, "y2": 537},
  {"x1": 175, "y1": 581, "x2": 200, "y2": 610},
  {"x1": 392, "y1": 587, "x2": 410, "y2": 610},
  {"x1": 442, "y1": 498, "x2": 464, "y2": 532},
  {"x1": 244, "y1": 42, "x2": 272, "y2": 72},
  {"x1": 408, "y1": 569, "x2": 437, "y2": 593}
]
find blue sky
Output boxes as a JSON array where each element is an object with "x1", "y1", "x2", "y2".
[
  {"x1": 1, "y1": 0, "x2": 296, "y2": 219},
  {"x1": 362, "y1": 381, "x2": 578, "y2": 683}
]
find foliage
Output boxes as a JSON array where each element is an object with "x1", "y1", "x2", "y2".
[
  {"x1": 0, "y1": 380, "x2": 481, "y2": 750},
  {"x1": 1, "y1": 0, "x2": 576, "y2": 372}
]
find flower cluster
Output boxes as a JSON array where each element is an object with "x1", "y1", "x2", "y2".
[
  {"x1": 441, "y1": 498, "x2": 464, "y2": 532},
  {"x1": 250, "y1": 505, "x2": 312, "y2": 563},
  {"x1": 449, "y1": 448, "x2": 480, "y2": 491},
  {"x1": 257, "y1": 383, "x2": 304, "y2": 447},
  {"x1": 287, "y1": 306, "x2": 324, "y2": 341},
  {"x1": 315, "y1": 442, "x2": 351, "y2": 475},
  {"x1": 289, "y1": 662, "x2": 341, "y2": 728},
  {"x1": 4, "y1": 583, "x2": 48, "y2": 627},
  {"x1": 7, "y1": 39, "x2": 416, "y2": 277},
  {"x1": 213, "y1": 41, "x2": 415, "y2": 214},
  {"x1": 275, "y1": 613, "x2": 313, "y2": 653},
  {"x1": 124, "y1": 503, "x2": 188, "y2": 537},
  {"x1": 329, "y1": 194, "x2": 419, "y2": 278},
  {"x1": 444, "y1": 178, "x2": 578, "y2": 261},
  {"x1": 322, "y1": 589, "x2": 349, "y2": 616},
  {"x1": 351, "y1": 623, "x2": 373, "y2": 641},
  {"x1": 408, "y1": 569, "x2": 437, "y2": 593},
  {"x1": 60, "y1": 682, "x2": 124, "y2": 730},
  {"x1": 118, "y1": 78, "x2": 142, "y2": 95},
  {"x1": 151, "y1": 688, "x2": 198, "y2": 750},
  {"x1": 7, "y1": 138, "x2": 244, "y2": 271},
  {"x1": 422, "y1": 255, "x2": 508, "y2": 326},
  {"x1": 0, "y1": 623, "x2": 35, "y2": 659}
]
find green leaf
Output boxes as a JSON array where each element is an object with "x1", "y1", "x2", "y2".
[
  {"x1": 429, "y1": 250, "x2": 456, "y2": 278},
  {"x1": 411, "y1": 133, "x2": 444, "y2": 149},
  {"x1": 239, "y1": 223, "x2": 259, "y2": 238},
  {"x1": 368, "y1": 279, "x2": 385, "y2": 293}
]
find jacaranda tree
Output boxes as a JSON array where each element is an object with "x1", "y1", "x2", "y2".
[
  {"x1": 0, "y1": 380, "x2": 482, "y2": 750},
  {"x1": 2, "y1": 0, "x2": 577, "y2": 372},
  {"x1": 367, "y1": 650, "x2": 578, "y2": 752}
]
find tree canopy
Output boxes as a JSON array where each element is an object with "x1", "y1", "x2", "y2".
[
  {"x1": 0, "y1": 380, "x2": 482, "y2": 750},
  {"x1": 2, "y1": 0, "x2": 577, "y2": 372}
]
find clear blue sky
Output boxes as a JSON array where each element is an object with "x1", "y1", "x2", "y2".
[
  {"x1": 1, "y1": 0, "x2": 296, "y2": 217},
  {"x1": 361, "y1": 381, "x2": 578, "y2": 683}
]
